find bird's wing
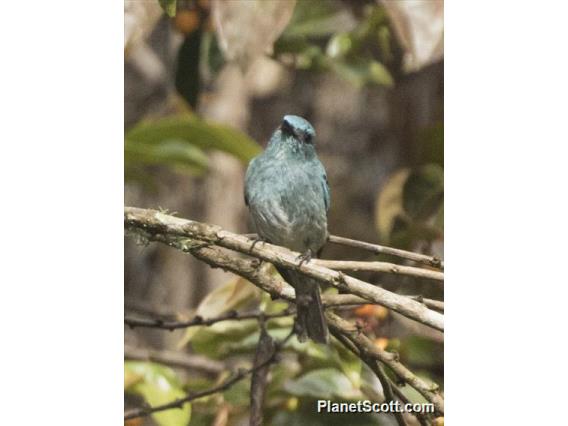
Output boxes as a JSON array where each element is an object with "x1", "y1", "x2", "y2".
[
  {"x1": 244, "y1": 156, "x2": 259, "y2": 207},
  {"x1": 322, "y1": 173, "x2": 331, "y2": 213}
]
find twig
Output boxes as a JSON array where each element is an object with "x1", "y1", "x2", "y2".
[
  {"x1": 408, "y1": 296, "x2": 444, "y2": 311},
  {"x1": 314, "y1": 259, "x2": 443, "y2": 282},
  {"x1": 124, "y1": 329, "x2": 295, "y2": 421},
  {"x1": 125, "y1": 300, "x2": 183, "y2": 319},
  {"x1": 390, "y1": 380, "x2": 431, "y2": 426},
  {"x1": 330, "y1": 329, "x2": 407, "y2": 426},
  {"x1": 244, "y1": 233, "x2": 443, "y2": 270},
  {"x1": 125, "y1": 308, "x2": 294, "y2": 331},
  {"x1": 328, "y1": 235, "x2": 443, "y2": 270},
  {"x1": 124, "y1": 207, "x2": 443, "y2": 331},
  {"x1": 324, "y1": 294, "x2": 443, "y2": 312},
  {"x1": 124, "y1": 345, "x2": 225, "y2": 374},
  {"x1": 123, "y1": 208, "x2": 444, "y2": 417}
]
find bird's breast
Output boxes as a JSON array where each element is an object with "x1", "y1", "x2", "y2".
[{"x1": 247, "y1": 164, "x2": 328, "y2": 252}]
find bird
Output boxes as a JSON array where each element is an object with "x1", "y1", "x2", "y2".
[{"x1": 244, "y1": 115, "x2": 330, "y2": 343}]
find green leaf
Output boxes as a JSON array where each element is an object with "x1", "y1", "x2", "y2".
[
  {"x1": 125, "y1": 361, "x2": 191, "y2": 426},
  {"x1": 284, "y1": 368, "x2": 363, "y2": 400},
  {"x1": 283, "y1": 0, "x2": 355, "y2": 38},
  {"x1": 126, "y1": 115, "x2": 262, "y2": 164},
  {"x1": 326, "y1": 33, "x2": 353, "y2": 59},
  {"x1": 125, "y1": 138, "x2": 209, "y2": 175},
  {"x1": 178, "y1": 276, "x2": 260, "y2": 347},
  {"x1": 375, "y1": 168, "x2": 410, "y2": 242},
  {"x1": 403, "y1": 164, "x2": 444, "y2": 221},
  {"x1": 159, "y1": 0, "x2": 177, "y2": 17},
  {"x1": 399, "y1": 336, "x2": 443, "y2": 369},
  {"x1": 368, "y1": 60, "x2": 394, "y2": 86},
  {"x1": 330, "y1": 59, "x2": 393, "y2": 88},
  {"x1": 332, "y1": 338, "x2": 362, "y2": 388}
]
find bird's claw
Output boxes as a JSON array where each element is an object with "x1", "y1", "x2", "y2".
[
  {"x1": 296, "y1": 249, "x2": 313, "y2": 267},
  {"x1": 249, "y1": 236, "x2": 266, "y2": 254}
]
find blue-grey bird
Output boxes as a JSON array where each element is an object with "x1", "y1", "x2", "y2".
[{"x1": 244, "y1": 115, "x2": 330, "y2": 343}]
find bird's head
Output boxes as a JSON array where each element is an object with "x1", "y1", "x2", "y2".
[{"x1": 279, "y1": 115, "x2": 316, "y2": 145}]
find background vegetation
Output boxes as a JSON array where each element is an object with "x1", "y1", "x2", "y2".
[{"x1": 124, "y1": 1, "x2": 443, "y2": 425}]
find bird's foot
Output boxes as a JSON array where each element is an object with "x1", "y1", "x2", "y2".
[
  {"x1": 249, "y1": 236, "x2": 266, "y2": 254},
  {"x1": 296, "y1": 249, "x2": 313, "y2": 267}
]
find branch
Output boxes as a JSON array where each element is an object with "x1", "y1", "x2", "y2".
[
  {"x1": 330, "y1": 329, "x2": 408, "y2": 426},
  {"x1": 328, "y1": 235, "x2": 444, "y2": 270},
  {"x1": 314, "y1": 259, "x2": 443, "y2": 282},
  {"x1": 326, "y1": 311, "x2": 444, "y2": 414},
  {"x1": 124, "y1": 207, "x2": 443, "y2": 331},
  {"x1": 390, "y1": 379, "x2": 431, "y2": 426},
  {"x1": 124, "y1": 345, "x2": 225, "y2": 374},
  {"x1": 125, "y1": 308, "x2": 294, "y2": 331},
  {"x1": 124, "y1": 329, "x2": 295, "y2": 421},
  {"x1": 324, "y1": 293, "x2": 443, "y2": 312},
  {"x1": 123, "y1": 207, "x2": 444, "y2": 417}
]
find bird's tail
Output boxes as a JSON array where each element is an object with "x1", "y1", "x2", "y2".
[{"x1": 276, "y1": 267, "x2": 329, "y2": 344}]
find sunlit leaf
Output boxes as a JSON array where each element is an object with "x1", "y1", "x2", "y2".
[
  {"x1": 126, "y1": 114, "x2": 261, "y2": 163},
  {"x1": 326, "y1": 33, "x2": 353, "y2": 59},
  {"x1": 375, "y1": 168, "x2": 410, "y2": 242},
  {"x1": 331, "y1": 59, "x2": 393, "y2": 88},
  {"x1": 125, "y1": 139, "x2": 209, "y2": 175},
  {"x1": 284, "y1": 0, "x2": 356, "y2": 38},
  {"x1": 381, "y1": 0, "x2": 444, "y2": 72},
  {"x1": 125, "y1": 361, "x2": 191, "y2": 426},
  {"x1": 159, "y1": 0, "x2": 177, "y2": 18},
  {"x1": 212, "y1": 0, "x2": 296, "y2": 70}
]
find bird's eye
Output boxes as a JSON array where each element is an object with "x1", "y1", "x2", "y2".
[
  {"x1": 304, "y1": 133, "x2": 313, "y2": 144},
  {"x1": 281, "y1": 120, "x2": 294, "y2": 135}
]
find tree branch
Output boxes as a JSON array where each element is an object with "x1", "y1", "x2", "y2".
[
  {"x1": 314, "y1": 259, "x2": 443, "y2": 282},
  {"x1": 124, "y1": 329, "x2": 295, "y2": 421},
  {"x1": 328, "y1": 235, "x2": 444, "y2": 270},
  {"x1": 124, "y1": 345, "x2": 225, "y2": 374},
  {"x1": 124, "y1": 207, "x2": 443, "y2": 331},
  {"x1": 326, "y1": 311, "x2": 444, "y2": 414},
  {"x1": 125, "y1": 308, "x2": 294, "y2": 331},
  {"x1": 123, "y1": 207, "x2": 444, "y2": 418}
]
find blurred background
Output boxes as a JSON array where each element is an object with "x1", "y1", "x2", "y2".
[{"x1": 125, "y1": 1, "x2": 443, "y2": 425}]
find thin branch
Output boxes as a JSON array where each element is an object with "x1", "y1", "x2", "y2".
[
  {"x1": 124, "y1": 240, "x2": 445, "y2": 414},
  {"x1": 124, "y1": 345, "x2": 225, "y2": 374},
  {"x1": 328, "y1": 235, "x2": 444, "y2": 270},
  {"x1": 326, "y1": 311, "x2": 444, "y2": 414},
  {"x1": 330, "y1": 329, "x2": 407, "y2": 426},
  {"x1": 125, "y1": 308, "x2": 294, "y2": 331},
  {"x1": 408, "y1": 296, "x2": 444, "y2": 312},
  {"x1": 390, "y1": 380, "x2": 431, "y2": 426},
  {"x1": 124, "y1": 207, "x2": 443, "y2": 331},
  {"x1": 314, "y1": 259, "x2": 443, "y2": 282},
  {"x1": 245, "y1": 233, "x2": 443, "y2": 270},
  {"x1": 125, "y1": 300, "x2": 184, "y2": 319},
  {"x1": 324, "y1": 293, "x2": 443, "y2": 312},
  {"x1": 124, "y1": 329, "x2": 295, "y2": 421},
  {"x1": 123, "y1": 207, "x2": 444, "y2": 417},
  {"x1": 366, "y1": 359, "x2": 409, "y2": 426}
]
